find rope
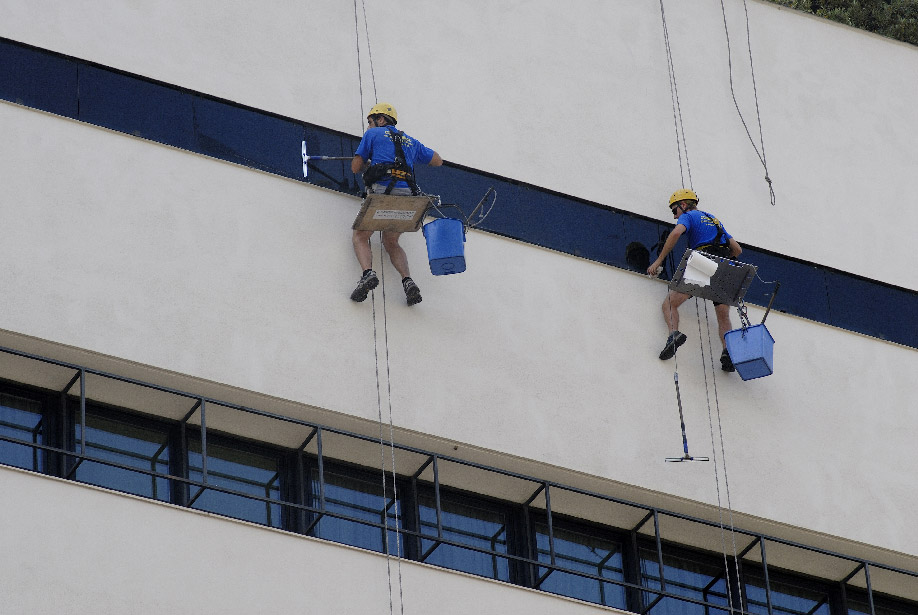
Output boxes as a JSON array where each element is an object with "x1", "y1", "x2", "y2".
[
  {"x1": 718, "y1": 0, "x2": 776, "y2": 206},
  {"x1": 659, "y1": 0, "x2": 693, "y2": 189},
  {"x1": 696, "y1": 299, "x2": 743, "y2": 613},
  {"x1": 355, "y1": 2, "x2": 403, "y2": 614}
]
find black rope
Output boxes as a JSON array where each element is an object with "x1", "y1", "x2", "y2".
[
  {"x1": 718, "y1": 0, "x2": 776, "y2": 207},
  {"x1": 659, "y1": 0, "x2": 693, "y2": 189}
]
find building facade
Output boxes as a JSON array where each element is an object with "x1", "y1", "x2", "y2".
[{"x1": 1, "y1": 1, "x2": 916, "y2": 613}]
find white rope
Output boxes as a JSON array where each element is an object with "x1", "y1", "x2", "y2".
[
  {"x1": 659, "y1": 0, "x2": 693, "y2": 190},
  {"x1": 696, "y1": 299, "x2": 743, "y2": 613},
  {"x1": 355, "y1": 2, "x2": 404, "y2": 613}
]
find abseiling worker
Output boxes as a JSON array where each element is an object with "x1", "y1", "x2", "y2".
[
  {"x1": 349, "y1": 103, "x2": 443, "y2": 306},
  {"x1": 646, "y1": 189, "x2": 742, "y2": 372}
]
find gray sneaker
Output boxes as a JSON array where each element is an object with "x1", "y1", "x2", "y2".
[
  {"x1": 350, "y1": 270, "x2": 379, "y2": 302},
  {"x1": 659, "y1": 331, "x2": 687, "y2": 360},
  {"x1": 403, "y1": 277, "x2": 422, "y2": 306}
]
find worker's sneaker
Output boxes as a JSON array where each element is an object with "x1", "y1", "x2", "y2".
[
  {"x1": 403, "y1": 277, "x2": 422, "y2": 306},
  {"x1": 720, "y1": 349, "x2": 736, "y2": 372},
  {"x1": 350, "y1": 269, "x2": 379, "y2": 302},
  {"x1": 658, "y1": 331, "x2": 687, "y2": 360}
]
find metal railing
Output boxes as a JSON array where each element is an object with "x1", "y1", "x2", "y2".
[{"x1": 0, "y1": 343, "x2": 914, "y2": 615}]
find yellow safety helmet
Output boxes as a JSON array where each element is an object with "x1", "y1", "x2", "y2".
[
  {"x1": 669, "y1": 188, "x2": 699, "y2": 207},
  {"x1": 367, "y1": 102, "x2": 398, "y2": 124}
]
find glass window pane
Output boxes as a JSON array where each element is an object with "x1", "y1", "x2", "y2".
[
  {"x1": 0, "y1": 391, "x2": 44, "y2": 472},
  {"x1": 74, "y1": 411, "x2": 170, "y2": 501},
  {"x1": 309, "y1": 467, "x2": 404, "y2": 555},
  {"x1": 418, "y1": 492, "x2": 510, "y2": 581},
  {"x1": 77, "y1": 65, "x2": 194, "y2": 148},
  {"x1": 640, "y1": 547, "x2": 730, "y2": 615},
  {"x1": 745, "y1": 573, "x2": 830, "y2": 615},
  {"x1": 0, "y1": 39, "x2": 79, "y2": 117},
  {"x1": 535, "y1": 520, "x2": 626, "y2": 609},
  {"x1": 848, "y1": 594, "x2": 918, "y2": 615},
  {"x1": 188, "y1": 438, "x2": 281, "y2": 527}
]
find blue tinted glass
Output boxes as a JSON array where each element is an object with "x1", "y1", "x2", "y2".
[
  {"x1": 740, "y1": 249, "x2": 830, "y2": 323},
  {"x1": 847, "y1": 593, "x2": 918, "y2": 615},
  {"x1": 418, "y1": 164, "x2": 498, "y2": 226},
  {"x1": 418, "y1": 493, "x2": 510, "y2": 581},
  {"x1": 535, "y1": 521, "x2": 626, "y2": 608},
  {"x1": 193, "y1": 97, "x2": 303, "y2": 179},
  {"x1": 310, "y1": 468, "x2": 403, "y2": 555},
  {"x1": 826, "y1": 272, "x2": 918, "y2": 347},
  {"x1": 302, "y1": 125, "x2": 362, "y2": 194},
  {"x1": 188, "y1": 439, "x2": 281, "y2": 527},
  {"x1": 78, "y1": 65, "x2": 194, "y2": 148},
  {"x1": 745, "y1": 574, "x2": 830, "y2": 615},
  {"x1": 0, "y1": 391, "x2": 44, "y2": 472},
  {"x1": 640, "y1": 549, "x2": 730, "y2": 615},
  {"x1": 0, "y1": 40, "x2": 78, "y2": 117},
  {"x1": 74, "y1": 412, "x2": 170, "y2": 500}
]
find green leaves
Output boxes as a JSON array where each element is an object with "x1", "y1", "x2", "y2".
[{"x1": 763, "y1": 0, "x2": 918, "y2": 45}]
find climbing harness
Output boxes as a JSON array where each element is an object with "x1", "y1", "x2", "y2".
[
  {"x1": 718, "y1": 0, "x2": 776, "y2": 206},
  {"x1": 362, "y1": 127, "x2": 421, "y2": 195}
]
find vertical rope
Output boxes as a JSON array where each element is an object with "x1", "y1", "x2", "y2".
[
  {"x1": 697, "y1": 299, "x2": 743, "y2": 613},
  {"x1": 659, "y1": 0, "x2": 693, "y2": 190},
  {"x1": 355, "y1": 3, "x2": 403, "y2": 613},
  {"x1": 718, "y1": 0, "x2": 775, "y2": 206}
]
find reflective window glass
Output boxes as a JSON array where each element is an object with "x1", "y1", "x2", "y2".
[
  {"x1": 745, "y1": 573, "x2": 830, "y2": 615},
  {"x1": 188, "y1": 437, "x2": 282, "y2": 527},
  {"x1": 640, "y1": 547, "x2": 730, "y2": 615},
  {"x1": 0, "y1": 39, "x2": 78, "y2": 118},
  {"x1": 309, "y1": 466, "x2": 404, "y2": 555},
  {"x1": 535, "y1": 520, "x2": 626, "y2": 609},
  {"x1": 78, "y1": 65, "x2": 194, "y2": 148},
  {"x1": 73, "y1": 410, "x2": 170, "y2": 501},
  {"x1": 193, "y1": 97, "x2": 303, "y2": 180},
  {"x1": 0, "y1": 391, "x2": 45, "y2": 472},
  {"x1": 418, "y1": 491, "x2": 511, "y2": 581},
  {"x1": 848, "y1": 592, "x2": 918, "y2": 615},
  {"x1": 302, "y1": 125, "x2": 362, "y2": 194}
]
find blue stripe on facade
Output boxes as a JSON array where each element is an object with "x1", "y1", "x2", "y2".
[{"x1": 2, "y1": 36, "x2": 915, "y2": 350}]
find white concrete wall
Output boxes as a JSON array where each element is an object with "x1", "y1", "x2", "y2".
[
  {"x1": 0, "y1": 466, "x2": 618, "y2": 615},
  {"x1": 2, "y1": 0, "x2": 916, "y2": 290},
  {"x1": 2, "y1": 101, "x2": 916, "y2": 569}
]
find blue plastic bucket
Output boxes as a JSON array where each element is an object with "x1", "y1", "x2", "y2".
[
  {"x1": 724, "y1": 324, "x2": 775, "y2": 381},
  {"x1": 423, "y1": 218, "x2": 466, "y2": 275}
]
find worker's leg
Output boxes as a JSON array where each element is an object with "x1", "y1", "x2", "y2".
[
  {"x1": 662, "y1": 290, "x2": 690, "y2": 333},
  {"x1": 714, "y1": 304, "x2": 733, "y2": 348},
  {"x1": 715, "y1": 303, "x2": 736, "y2": 372},
  {"x1": 381, "y1": 231, "x2": 411, "y2": 278},
  {"x1": 382, "y1": 231, "x2": 422, "y2": 306},
  {"x1": 658, "y1": 291, "x2": 690, "y2": 360},
  {"x1": 352, "y1": 229, "x2": 374, "y2": 271},
  {"x1": 350, "y1": 229, "x2": 379, "y2": 302}
]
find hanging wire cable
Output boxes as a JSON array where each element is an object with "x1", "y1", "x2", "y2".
[
  {"x1": 354, "y1": 2, "x2": 405, "y2": 613},
  {"x1": 718, "y1": 0, "x2": 776, "y2": 206},
  {"x1": 659, "y1": 0, "x2": 693, "y2": 190},
  {"x1": 696, "y1": 299, "x2": 744, "y2": 613}
]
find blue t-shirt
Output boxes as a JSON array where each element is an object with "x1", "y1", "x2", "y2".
[
  {"x1": 354, "y1": 126, "x2": 435, "y2": 189},
  {"x1": 677, "y1": 209, "x2": 733, "y2": 249}
]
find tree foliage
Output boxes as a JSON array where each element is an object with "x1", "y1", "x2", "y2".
[{"x1": 764, "y1": 0, "x2": 918, "y2": 46}]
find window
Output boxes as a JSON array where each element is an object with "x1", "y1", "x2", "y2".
[
  {"x1": 640, "y1": 546, "x2": 731, "y2": 615},
  {"x1": 187, "y1": 436, "x2": 283, "y2": 527},
  {"x1": 0, "y1": 390, "x2": 45, "y2": 472},
  {"x1": 534, "y1": 518, "x2": 627, "y2": 609},
  {"x1": 418, "y1": 489, "x2": 512, "y2": 581},
  {"x1": 745, "y1": 572, "x2": 830, "y2": 615},
  {"x1": 309, "y1": 465, "x2": 405, "y2": 555},
  {"x1": 72, "y1": 408, "x2": 171, "y2": 501}
]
